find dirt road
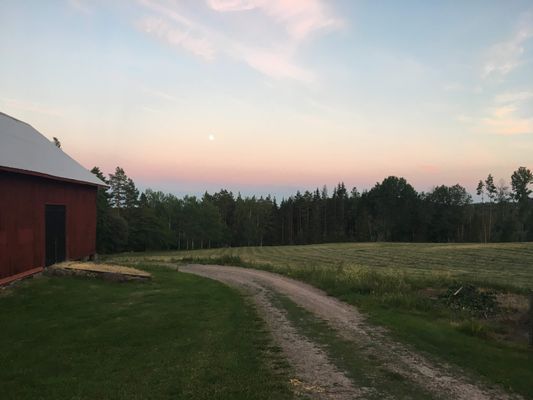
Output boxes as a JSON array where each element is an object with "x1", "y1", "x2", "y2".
[{"x1": 180, "y1": 264, "x2": 521, "y2": 400}]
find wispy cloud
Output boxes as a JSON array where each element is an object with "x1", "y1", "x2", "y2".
[
  {"x1": 458, "y1": 88, "x2": 533, "y2": 135},
  {"x1": 241, "y1": 47, "x2": 315, "y2": 82},
  {"x1": 483, "y1": 91, "x2": 533, "y2": 135},
  {"x1": 442, "y1": 82, "x2": 465, "y2": 92},
  {"x1": 482, "y1": 12, "x2": 533, "y2": 78},
  {"x1": 207, "y1": 0, "x2": 256, "y2": 12},
  {"x1": 482, "y1": 114, "x2": 533, "y2": 135},
  {"x1": 141, "y1": 105, "x2": 163, "y2": 114},
  {"x1": 139, "y1": 16, "x2": 215, "y2": 61},
  {"x1": 137, "y1": 0, "x2": 341, "y2": 82},
  {"x1": 208, "y1": 0, "x2": 342, "y2": 41},
  {"x1": 67, "y1": 0, "x2": 92, "y2": 14},
  {"x1": 494, "y1": 91, "x2": 533, "y2": 103},
  {"x1": 140, "y1": 85, "x2": 177, "y2": 102}
]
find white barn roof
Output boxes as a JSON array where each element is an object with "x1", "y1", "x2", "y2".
[{"x1": 0, "y1": 112, "x2": 104, "y2": 186}]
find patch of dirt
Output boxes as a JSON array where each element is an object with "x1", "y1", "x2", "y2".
[
  {"x1": 418, "y1": 287, "x2": 446, "y2": 300},
  {"x1": 181, "y1": 264, "x2": 523, "y2": 400},
  {"x1": 491, "y1": 293, "x2": 530, "y2": 343},
  {"x1": 496, "y1": 293, "x2": 528, "y2": 313}
]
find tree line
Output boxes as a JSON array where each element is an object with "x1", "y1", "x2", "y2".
[{"x1": 90, "y1": 166, "x2": 533, "y2": 253}]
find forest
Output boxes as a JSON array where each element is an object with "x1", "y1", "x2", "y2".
[{"x1": 90, "y1": 166, "x2": 533, "y2": 253}]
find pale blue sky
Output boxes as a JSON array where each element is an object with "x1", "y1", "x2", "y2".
[{"x1": 1, "y1": 0, "x2": 532, "y2": 197}]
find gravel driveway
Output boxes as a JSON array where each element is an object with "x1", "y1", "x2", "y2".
[{"x1": 180, "y1": 264, "x2": 521, "y2": 400}]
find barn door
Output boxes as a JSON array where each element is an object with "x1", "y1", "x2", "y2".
[{"x1": 45, "y1": 205, "x2": 66, "y2": 266}]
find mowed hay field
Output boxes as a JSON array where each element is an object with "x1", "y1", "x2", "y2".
[
  {"x1": 113, "y1": 242, "x2": 533, "y2": 289},
  {"x1": 111, "y1": 243, "x2": 533, "y2": 397}
]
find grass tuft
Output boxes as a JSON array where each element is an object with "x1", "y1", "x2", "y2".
[{"x1": 453, "y1": 320, "x2": 490, "y2": 339}]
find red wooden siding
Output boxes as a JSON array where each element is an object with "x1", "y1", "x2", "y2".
[{"x1": 0, "y1": 170, "x2": 97, "y2": 282}]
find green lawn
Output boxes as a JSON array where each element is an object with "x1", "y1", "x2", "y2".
[
  {"x1": 0, "y1": 265, "x2": 292, "y2": 400},
  {"x1": 113, "y1": 242, "x2": 533, "y2": 288}
]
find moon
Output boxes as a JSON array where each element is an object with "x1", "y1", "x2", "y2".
[{"x1": 208, "y1": 134, "x2": 215, "y2": 141}]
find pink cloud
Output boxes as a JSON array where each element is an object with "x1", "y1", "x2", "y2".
[
  {"x1": 492, "y1": 105, "x2": 515, "y2": 118},
  {"x1": 137, "y1": 0, "x2": 331, "y2": 82},
  {"x1": 480, "y1": 90, "x2": 533, "y2": 135},
  {"x1": 208, "y1": 0, "x2": 342, "y2": 41},
  {"x1": 459, "y1": 89, "x2": 533, "y2": 136},
  {"x1": 483, "y1": 116, "x2": 533, "y2": 135}
]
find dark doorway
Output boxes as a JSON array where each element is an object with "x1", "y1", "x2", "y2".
[{"x1": 45, "y1": 205, "x2": 66, "y2": 266}]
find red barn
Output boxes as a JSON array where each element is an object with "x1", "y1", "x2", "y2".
[{"x1": 0, "y1": 112, "x2": 104, "y2": 285}]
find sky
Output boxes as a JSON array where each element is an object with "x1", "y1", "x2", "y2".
[{"x1": 1, "y1": 0, "x2": 532, "y2": 198}]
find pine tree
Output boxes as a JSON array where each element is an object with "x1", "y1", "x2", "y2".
[
  {"x1": 90, "y1": 166, "x2": 128, "y2": 253},
  {"x1": 511, "y1": 167, "x2": 533, "y2": 240},
  {"x1": 485, "y1": 174, "x2": 497, "y2": 241},
  {"x1": 108, "y1": 167, "x2": 139, "y2": 211},
  {"x1": 476, "y1": 179, "x2": 486, "y2": 242},
  {"x1": 125, "y1": 178, "x2": 140, "y2": 208},
  {"x1": 511, "y1": 167, "x2": 533, "y2": 203}
]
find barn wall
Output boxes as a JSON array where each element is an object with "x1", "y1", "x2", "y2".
[{"x1": 0, "y1": 170, "x2": 97, "y2": 282}]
